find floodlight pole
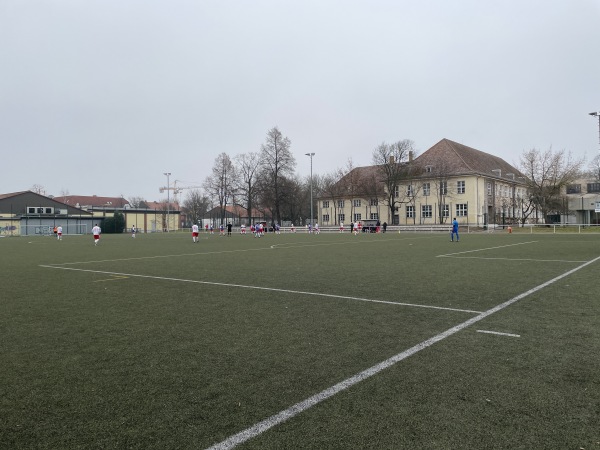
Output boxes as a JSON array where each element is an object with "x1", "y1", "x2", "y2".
[
  {"x1": 163, "y1": 172, "x2": 171, "y2": 232},
  {"x1": 305, "y1": 153, "x2": 315, "y2": 230},
  {"x1": 590, "y1": 111, "x2": 600, "y2": 180}
]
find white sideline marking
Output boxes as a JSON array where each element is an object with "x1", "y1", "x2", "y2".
[
  {"x1": 442, "y1": 256, "x2": 587, "y2": 263},
  {"x1": 48, "y1": 238, "x2": 405, "y2": 266},
  {"x1": 205, "y1": 255, "x2": 600, "y2": 450},
  {"x1": 437, "y1": 241, "x2": 538, "y2": 258},
  {"x1": 38, "y1": 266, "x2": 482, "y2": 314},
  {"x1": 476, "y1": 330, "x2": 520, "y2": 338}
]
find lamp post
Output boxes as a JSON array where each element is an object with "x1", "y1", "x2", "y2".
[
  {"x1": 163, "y1": 172, "x2": 171, "y2": 232},
  {"x1": 305, "y1": 153, "x2": 315, "y2": 230},
  {"x1": 590, "y1": 111, "x2": 600, "y2": 179}
]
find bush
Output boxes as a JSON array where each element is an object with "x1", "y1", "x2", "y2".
[{"x1": 103, "y1": 212, "x2": 126, "y2": 234}]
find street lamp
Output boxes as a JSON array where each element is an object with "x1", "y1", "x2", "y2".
[
  {"x1": 589, "y1": 111, "x2": 600, "y2": 179},
  {"x1": 163, "y1": 172, "x2": 171, "y2": 232},
  {"x1": 305, "y1": 153, "x2": 315, "y2": 230}
]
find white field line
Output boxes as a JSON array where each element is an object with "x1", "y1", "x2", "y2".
[
  {"x1": 38, "y1": 265, "x2": 482, "y2": 314},
  {"x1": 205, "y1": 255, "x2": 600, "y2": 450},
  {"x1": 476, "y1": 330, "x2": 521, "y2": 338},
  {"x1": 440, "y1": 256, "x2": 588, "y2": 263},
  {"x1": 437, "y1": 241, "x2": 538, "y2": 258},
  {"x1": 50, "y1": 236, "x2": 423, "y2": 266}
]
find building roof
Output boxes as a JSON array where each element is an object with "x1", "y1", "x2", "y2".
[
  {"x1": 0, "y1": 191, "x2": 29, "y2": 200},
  {"x1": 59, "y1": 195, "x2": 130, "y2": 209},
  {"x1": 414, "y1": 139, "x2": 525, "y2": 180}
]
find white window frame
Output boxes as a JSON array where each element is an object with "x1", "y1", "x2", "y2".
[
  {"x1": 456, "y1": 204, "x2": 468, "y2": 217},
  {"x1": 422, "y1": 205, "x2": 432, "y2": 218}
]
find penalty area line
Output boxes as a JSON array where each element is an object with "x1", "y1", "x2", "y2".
[
  {"x1": 476, "y1": 329, "x2": 520, "y2": 338},
  {"x1": 205, "y1": 254, "x2": 600, "y2": 450},
  {"x1": 437, "y1": 240, "x2": 538, "y2": 258},
  {"x1": 38, "y1": 265, "x2": 481, "y2": 314}
]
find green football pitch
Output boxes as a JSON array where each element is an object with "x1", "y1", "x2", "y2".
[{"x1": 1, "y1": 230, "x2": 599, "y2": 449}]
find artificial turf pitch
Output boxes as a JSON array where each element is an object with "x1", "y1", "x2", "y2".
[{"x1": 0, "y1": 230, "x2": 599, "y2": 449}]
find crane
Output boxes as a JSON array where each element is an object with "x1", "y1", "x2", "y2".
[{"x1": 159, "y1": 180, "x2": 202, "y2": 203}]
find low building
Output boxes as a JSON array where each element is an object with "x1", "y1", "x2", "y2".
[
  {"x1": 0, "y1": 191, "x2": 92, "y2": 236},
  {"x1": 0, "y1": 191, "x2": 180, "y2": 236},
  {"x1": 562, "y1": 179, "x2": 600, "y2": 225}
]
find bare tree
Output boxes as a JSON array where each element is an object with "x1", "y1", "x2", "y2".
[
  {"x1": 203, "y1": 153, "x2": 236, "y2": 224},
  {"x1": 429, "y1": 159, "x2": 453, "y2": 224},
  {"x1": 128, "y1": 197, "x2": 148, "y2": 208},
  {"x1": 31, "y1": 184, "x2": 45, "y2": 195},
  {"x1": 587, "y1": 154, "x2": 600, "y2": 181},
  {"x1": 234, "y1": 151, "x2": 261, "y2": 224},
  {"x1": 181, "y1": 189, "x2": 211, "y2": 226},
  {"x1": 371, "y1": 140, "x2": 419, "y2": 223},
  {"x1": 321, "y1": 169, "x2": 346, "y2": 225},
  {"x1": 260, "y1": 127, "x2": 296, "y2": 224},
  {"x1": 518, "y1": 147, "x2": 583, "y2": 223}
]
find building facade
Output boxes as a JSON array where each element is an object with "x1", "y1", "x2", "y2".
[{"x1": 317, "y1": 139, "x2": 529, "y2": 228}]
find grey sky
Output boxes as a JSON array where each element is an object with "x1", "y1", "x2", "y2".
[{"x1": 2, "y1": 0, "x2": 599, "y2": 203}]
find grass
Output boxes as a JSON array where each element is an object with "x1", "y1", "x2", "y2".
[{"x1": 0, "y1": 230, "x2": 599, "y2": 449}]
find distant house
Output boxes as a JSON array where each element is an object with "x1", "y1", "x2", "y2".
[
  {"x1": 317, "y1": 139, "x2": 529, "y2": 227},
  {"x1": 59, "y1": 194, "x2": 130, "y2": 210},
  {"x1": 562, "y1": 178, "x2": 600, "y2": 224},
  {"x1": 0, "y1": 191, "x2": 181, "y2": 235},
  {"x1": 0, "y1": 191, "x2": 92, "y2": 236}
]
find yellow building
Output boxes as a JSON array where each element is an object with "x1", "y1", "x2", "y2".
[{"x1": 318, "y1": 139, "x2": 528, "y2": 228}]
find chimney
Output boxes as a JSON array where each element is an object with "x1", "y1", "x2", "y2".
[
  {"x1": 409, "y1": 151, "x2": 414, "y2": 162},
  {"x1": 389, "y1": 155, "x2": 395, "y2": 165}
]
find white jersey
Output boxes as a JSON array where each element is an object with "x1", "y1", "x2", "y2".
[
  {"x1": 192, "y1": 224, "x2": 199, "y2": 233},
  {"x1": 57, "y1": 226, "x2": 63, "y2": 234},
  {"x1": 92, "y1": 226, "x2": 101, "y2": 235}
]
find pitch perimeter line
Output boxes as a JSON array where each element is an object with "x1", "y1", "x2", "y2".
[
  {"x1": 476, "y1": 330, "x2": 521, "y2": 337},
  {"x1": 438, "y1": 256, "x2": 587, "y2": 263},
  {"x1": 38, "y1": 265, "x2": 481, "y2": 314},
  {"x1": 206, "y1": 255, "x2": 600, "y2": 450},
  {"x1": 437, "y1": 240, "x2": 538, "y2": 258}
]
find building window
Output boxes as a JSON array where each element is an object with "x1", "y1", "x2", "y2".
[
  {"x1": 338, "y1": 200, "x2": 345, "y2": 208},
  {"x1": 322, "y1": 214, "x2": 330, "y2": 223},
  {"x1": 426, "y1": 166, "x2": 433, "y2": 173},
  {"x1": 353, "y1": 199, "x2": 361, "y2": 207},
  {"x1": 422, "y1": 205, "x2": 432, "y2": 218},
  {"x1": 406, "y1": 205, "x2": 414, "y2": 218},
  {"x1": 338, "y1": 213, "x2": 345, "y2": 223},
  {"x1": 457, "y1": 180, "x2": 465, "y2": 194},
  {"x1": 394, "y1": 186, "x2": 399, "y2": 197},
  {"x1": 440, "y1": 182, "x2": 447, "y2": 196},
  {"x1": 487, "y1": 182, "x2": 492, "y2": 196},
  {"x1": 566, "y1": 184, "x2": 581, "y2": 194},
  {"x1": 456, "y1": 204, "x2": 468, "y2": 217},
  {"x1": 441, "y1": 204, "x2": 449, "y2": 218},
  {"x1": 354, "y1": 213, "x2": 362, "y2": 222},
  {"x1": 587, "y1": 183, "x2": 600, "y2": 193},
  {"x1": 423, "y1": 182, "x2": 430, "y2": 196},
  {"x1": 322, "y1": 200, "x2": 330, "y2": 208},
  {"x1": 407, "y1": 185, "x2": 413, "y2": 196},
  {"x1": 370, "y1": 213, "x2": 379, "y2": 220},
  {"x1": 370, "y1": 198, "x2": 378, "y2": 206}
]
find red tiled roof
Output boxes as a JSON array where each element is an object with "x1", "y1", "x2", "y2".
[
  {"x1": 59, "y1": 195, "x2": 130, "y2": 208},
  {"x1": 413, "y1": 139, "x2": 524, "y2": 179}
]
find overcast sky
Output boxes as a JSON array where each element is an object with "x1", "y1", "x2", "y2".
[{"x1": 2, "y1": 0, "x2": 599, "y2": 203}]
